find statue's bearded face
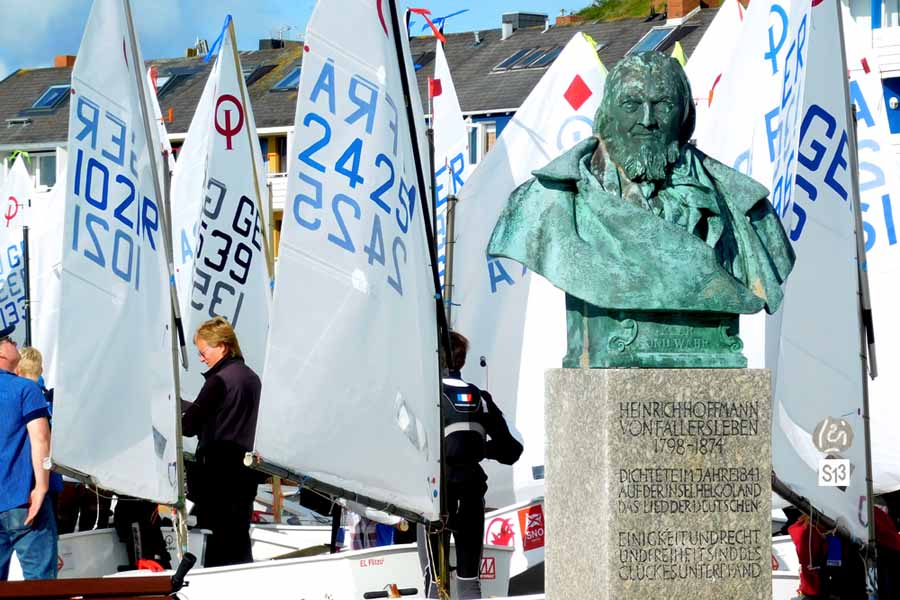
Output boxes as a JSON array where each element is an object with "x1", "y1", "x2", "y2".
[{"x1": 598, "y1": 68, "x2": 685, "y2": 183}]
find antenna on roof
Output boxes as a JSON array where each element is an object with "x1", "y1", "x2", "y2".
[{"x1": 273, "y1": 25, "x2": 296, "y2": 41}]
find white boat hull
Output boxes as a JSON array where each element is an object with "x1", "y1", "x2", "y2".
[
  {"x1": 771, "y1": 534, "x2": 801, "y2": 600},
  {"x1": 106, "y1": 543, "x2": 513, "y2": 599},
  {"x1": 248, "y1": 524, "x2": 332, "y2": 560}
]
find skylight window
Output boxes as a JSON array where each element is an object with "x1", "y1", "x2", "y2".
[
  {"x1": 31, "y1": 85, "x2": 69, "y2": 109},
  {"x1": 414, "y1": 51, "x2": 435, "y2": 72},
  {"x1": 154, "y1": 74, "x2": 181, "y2": 96},
  {"x1": 493, "y1": 46, "x2": 562, "y2": 72},
  {"x1": 627, "y1": 26, "x2": 677, "y2": 55},
  {"x1": 511, "y1": 48, "x2": 547, "y2": 70},
  {"x1": 272, "y1": 67, "x2": 301, "y2": 91},
  {"x1": 154, "y1": 74, "x2": 173, "y2": 91},
  {"x1": 527, "y1": 46, "x2": 562, "y2": 69},
  {"x1": 242, "y1": 64, "x2": 275, "y2": 85},
  {"x1": 493, "y1": 48, "x2": 535, "y2": 71}
]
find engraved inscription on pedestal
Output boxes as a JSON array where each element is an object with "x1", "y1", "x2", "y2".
[{"x1": 545, "y1": 369, "x2": 772, "y2": 600}]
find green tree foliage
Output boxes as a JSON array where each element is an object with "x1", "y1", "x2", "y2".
[{"x1": 576, "y1": 0, "x2": 659, "y2": 21}]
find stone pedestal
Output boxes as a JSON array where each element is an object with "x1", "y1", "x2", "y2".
[{"x1": 545, "y1": 369, "x2": 772, "y2": 599}]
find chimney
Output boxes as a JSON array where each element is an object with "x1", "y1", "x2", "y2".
[
  {"x1": 259, "y1": 38, "x2": 285, "y2": 50},
  {"x1": 501, "y1": 11, "x2": 549, "y2": 39},
  {"x1": 54, "y1": 55, "x2": 76, "y2": 68},
  {"x1": 473, "y1": 31, "x2": 482, "y2": 46},
  {"x1": 667, "y1": 0, "x2": 701, "y2": 21},
  {"x1": 556, "y1": 14, "x2": 587, "y2": 26}
]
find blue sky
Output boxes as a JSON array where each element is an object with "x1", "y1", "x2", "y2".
[{"x1": 0, "y1": 1, "x2": 581, "y2": 80}]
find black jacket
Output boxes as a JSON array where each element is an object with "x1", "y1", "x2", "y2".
[
  {"x1": 182, "y1": 356, "x2": 261, "y2": 453},
  {"x1": 442, "y1": 371, "x2": 523, "y2": 488}
]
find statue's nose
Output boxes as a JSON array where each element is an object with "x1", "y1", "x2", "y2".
[{"x1": 640, "y1": 102, "x2": 654, "y2": 127}]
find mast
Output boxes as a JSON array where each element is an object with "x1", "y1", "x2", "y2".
[
  {"x1": 121, "y1": 0, "x2": 188, "y2": 556},
  {"x1": 444, "y1": 194, "x2": 457, "y2": 325},
  {"x1": 389, "y1": 2, "x2": 452, "y2": 597},
  {"x1": 22, "y1": 223, "x2": 31, "y2": 346},
  {"x1": 837, "y1": 4, "x2": 879, "y2": 591}
]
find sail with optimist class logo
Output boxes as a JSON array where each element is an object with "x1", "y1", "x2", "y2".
[
  {"x1": 0, "y1": 155, "x2": 32, "y2": 344},
  {"x1": 169, "y1": 16, "x2": 272, "y2": 402},
  {"x1": 51, "y1": 0, "x2": 180, "y2": 504},
  {"x1": 253, "y1": 0, "x2": 441, "y2": 521}
]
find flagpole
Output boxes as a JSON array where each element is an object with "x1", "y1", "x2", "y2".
[
  {"x1": 122, "y1": 0, "x2": 189, "y2": 557},
  {"x1": 389, "y1": 2, "x2": 452, "y2": 597},
  {"x1": 837, "y1": 4, "x2": 879, "y2": 596}
]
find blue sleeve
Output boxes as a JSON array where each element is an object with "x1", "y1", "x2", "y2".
[{"x1": 21, "y1": 381, "x2": 50, "y2": 423}]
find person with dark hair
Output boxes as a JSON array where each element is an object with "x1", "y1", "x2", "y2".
[
  {"x1": 419, "y1": 331, "x2": 523, "y2": 599},
  {"x1": 182, "y1": 316, "x2": 262, "y2": 567}
]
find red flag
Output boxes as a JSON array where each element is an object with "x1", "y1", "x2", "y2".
[{"x1": 429, "y1": 78, "x2": 443, "y2": 98}]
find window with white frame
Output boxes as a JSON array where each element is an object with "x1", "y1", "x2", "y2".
[{"x1": 26, "y1": 153, "x2": 57, "y2": 190}]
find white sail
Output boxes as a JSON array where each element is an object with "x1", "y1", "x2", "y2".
[
  {"x1": 431, "y1": 40, "x2": 470, "y2": 288},
  {"x1": 254, "y1": 0, "x2": 441, "y2": 520},
  {"x1": 30, "y1": 150, "x2": 67, "y2": 388},
  {"x1": 170, "y1": 19, "x2": 272, "y2": 401},
  {"x1": 171, "y1": 64, "x2": 216, "y2": 349},
  {"x1": 451, "y1": 34, "x2": 606, "y2": 507},
  {"x1": 684, "y1": 0, "x2": 744, "y2": 135},
  {"x1": 699, "y1": 0, "x2": 871, "y2": 541},
  {"x1": 0, "y1": 155, "x2": 32, "y2": 344},
  {"x1": 51, "y1": 0, "x2": 178, "y2": 504},
  {"x1": 842, "y1": 18, "x2": 900, "y2": 495}
]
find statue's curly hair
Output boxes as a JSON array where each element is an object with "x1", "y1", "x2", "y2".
[{"x1": 594, "y1": 51, "x2": 696, "y2": 146}]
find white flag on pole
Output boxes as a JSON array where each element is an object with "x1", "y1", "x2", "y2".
[
  {"x1": 452, "y1": 33, "x2": 606, "y2": 507},
  {"x1": 431, "y1": 40, "x2": 471, "y2": 288},
  {"x1": 30, "y1": 150, "x2": 67, "y2": 388},
  {"x1": 684, "y1": 0, "x2": 745, "y2": 136}
]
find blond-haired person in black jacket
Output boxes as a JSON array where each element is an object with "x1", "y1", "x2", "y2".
[{"x1": 182, "y1": 316, "x2": 261, "y2": 568}]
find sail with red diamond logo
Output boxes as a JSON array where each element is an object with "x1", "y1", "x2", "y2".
[{"x1": 450, "y1": 33, "x2": 607, "y2": 508}]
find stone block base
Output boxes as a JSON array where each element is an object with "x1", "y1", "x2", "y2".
[{"x1": 545, "y1": 369, "x2": 772, "y2": 599}]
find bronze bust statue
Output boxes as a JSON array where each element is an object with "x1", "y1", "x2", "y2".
[{"x1": 487, "y1": 52, "x2": 795, "y2": 368}]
